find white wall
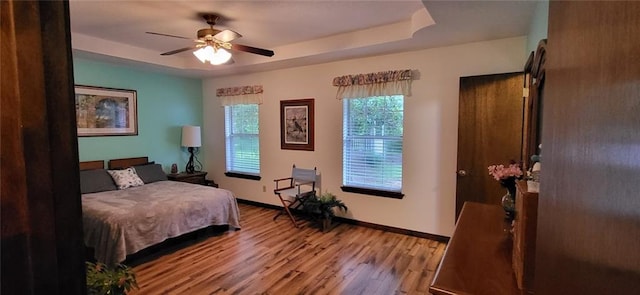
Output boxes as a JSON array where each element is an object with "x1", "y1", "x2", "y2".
[{"x1": 203, "y1": 36, "x2": 527, "y2": 237}]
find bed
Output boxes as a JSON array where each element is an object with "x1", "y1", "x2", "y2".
[{"x1": 80, "y1": 157, "x2": 241, "y2": 265}]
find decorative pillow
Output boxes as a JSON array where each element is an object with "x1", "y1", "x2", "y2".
[
  {"x1": 134, "y1": 164, "x2": 168, "y2": 184},
  {"x1": 80, "y1": 169, "x2": 117, "y2": 194},
  {"x1": 107, "y1": 168, "x2": 145, "y2": 190}
]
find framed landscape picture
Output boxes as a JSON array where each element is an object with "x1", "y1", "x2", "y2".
[
  {"x1": 75, "y1": 85, "x2": 138, "y2": 136},
  {"x1": 280, "y1": 98, "x2": 314, "y2": 151}
]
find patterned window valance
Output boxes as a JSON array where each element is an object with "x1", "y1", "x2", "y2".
[
  {"x1": 216, "y1": 85, "x2": 264, "y2": 106},
  {"x1": 332, "y1": 69, "x2": 413, "y2": 99}
]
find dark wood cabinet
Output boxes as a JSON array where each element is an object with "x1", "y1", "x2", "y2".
[{"x1": 167, "y1": 171, "x2": 208, "y2": 185}]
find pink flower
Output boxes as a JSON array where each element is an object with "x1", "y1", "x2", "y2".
[{"x1": 487, "y1": 163, "x2": 523, "y2": 181}]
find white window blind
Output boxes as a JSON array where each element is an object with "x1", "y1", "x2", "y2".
[
  {"x1": 225, "y1": 104, "x2": 260, "y2": 175},
  {"x1": 343, "y1": 95, "x2": 403, "y2": 192}
]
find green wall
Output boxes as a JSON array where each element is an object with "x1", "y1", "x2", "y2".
[
  {"x1": 527, "y1": 0, "x2": 549, "y2": 54},
  {"x1": 73, "y1": 57, "x2": 203, "y2": 172}
]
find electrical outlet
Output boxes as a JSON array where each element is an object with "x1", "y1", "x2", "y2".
[{"x1": 262, "y1": 185, "x2": 266, "y2": 192}]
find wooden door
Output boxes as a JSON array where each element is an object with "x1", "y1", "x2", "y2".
[{"x1": 455, "y1": 73, "x2": 523, "y2": 219}]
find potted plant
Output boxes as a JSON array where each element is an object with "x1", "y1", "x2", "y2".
[
  {"x1": 86, "y1": 262, "x2": 138, "y2": 295},
  {"x1": 303, "y1": 192, "x2": 348, "y2": 232}
]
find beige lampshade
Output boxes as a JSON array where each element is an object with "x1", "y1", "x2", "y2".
[{"x1": 181, "y1": 126, "x2": 201, "y2": 147}]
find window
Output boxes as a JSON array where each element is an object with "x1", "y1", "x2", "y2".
[
  {"x1": 342, "y1": 95, "x2": 404, "y2": 197},
  {"x1": 224, "y1": 104, "x2": 260, "y2": 178}
]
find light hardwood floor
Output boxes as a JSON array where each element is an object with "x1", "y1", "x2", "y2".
[{"x1": 129, "y1": 203, "x2": 446, "y2": 295}]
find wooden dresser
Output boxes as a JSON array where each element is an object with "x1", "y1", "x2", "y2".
[
  {"x1": 512, "y1": 181, "x2": 539, "y2": 293},
  {"x1": 430, "y1": 202, "x2": 523, "y2": 295}
]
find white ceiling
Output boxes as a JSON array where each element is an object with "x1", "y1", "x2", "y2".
[{"x1": 69, "y1": 0, "x2": 538, "y2": 78}]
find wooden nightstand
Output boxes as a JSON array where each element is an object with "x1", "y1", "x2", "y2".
[{"x1": 167, "y1": 171, "x2": 208, "y2": 185}]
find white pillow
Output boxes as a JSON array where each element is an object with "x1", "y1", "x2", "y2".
[{"x1": 107, "y1": 168, "x2": 144, "y2": 190}]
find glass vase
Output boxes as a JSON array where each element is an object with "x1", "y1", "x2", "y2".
[{"x1": 501, "y1": 191, "x2": 515, "y2": 221}]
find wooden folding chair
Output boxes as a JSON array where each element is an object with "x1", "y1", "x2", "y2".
[{"x1": 273, "y1": 165, "x2": 318, "y2": 227}]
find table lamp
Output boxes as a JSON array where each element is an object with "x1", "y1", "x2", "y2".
[{"x1": 181, "y1": 125, "x2": 201, "y2": 173}]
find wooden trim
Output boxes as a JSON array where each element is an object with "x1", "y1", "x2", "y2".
[
  {"x1": 236, "y1": 198, "x2": 283, "y2": 210},
  {"x1": 334, "y1": 215, "x2": 449, "y2": 243},
  {"x1": 236, "y1": 199, "x2": 449, "y2": 242},
  {"x1": 225, "y1": 172, "x2": 261, "y2": 181},
  {"x1": 108, "y1": 156, "x2": 149, "y2": 169},
  {"x1": 524, "y1": 51, "x2": 534, "y2": 73},
  {"x1": 521, "y1": 51, "x2": 535, "y2": 171},
  {"x1": 523, "y1": 39, "x2": 547, "y2": 170},
  {"x1": 79, "y1": 160, "x2": 104, "y2": 171},
  {"x1": 531, "y1": 39, "x2": 547, "y2": 83},
  {"x1": 341, "y1": 185, "x2": 405, "y2": 199}
]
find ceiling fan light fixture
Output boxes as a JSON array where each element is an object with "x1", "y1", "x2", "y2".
[
  {"x1": 193, "y1": 45, "x2": 231, "y2": 65},
  {"x1": 210, "y1": 48, "x2": 231, "y2": 65},
  {"x1": 193, "y1": 45, "x2": 213, "y2": 63},
  {"x1": 151, "y1": 13, "x2": 273, "y2": 61}
]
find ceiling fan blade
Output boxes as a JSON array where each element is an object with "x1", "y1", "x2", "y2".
[
  {"x1": 230, "y1": 44, "x2": 274, "y2": 57},
  {"x1": 146, "y1": 31, "x2": 192, "y2": 40},
  {"x1": 160, "y1": 46, "x2": 196, "y2": 56},
  {"x1": 214, "y1": 29, "x2": 242, "y2": 42}
]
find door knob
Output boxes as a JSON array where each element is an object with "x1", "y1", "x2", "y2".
[{"x1": 457, "y1": 169, "x2": 467, "y2": 177}]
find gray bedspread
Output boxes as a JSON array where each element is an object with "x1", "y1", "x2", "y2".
[{"x1": 82, "y1": 181, "x2": 241, "y2": 265}]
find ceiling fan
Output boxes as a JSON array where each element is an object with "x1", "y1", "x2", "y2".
[{"x1": 146, "y1": 14, "x2": 274, "y2": 65}]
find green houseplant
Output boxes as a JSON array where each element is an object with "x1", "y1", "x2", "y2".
[
  {"x1": 303, "y1": 192, "x2": 348, "y2": 232},
  {"x1": 86, "y1": 262, "x2": 138, "y2": 295}
]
